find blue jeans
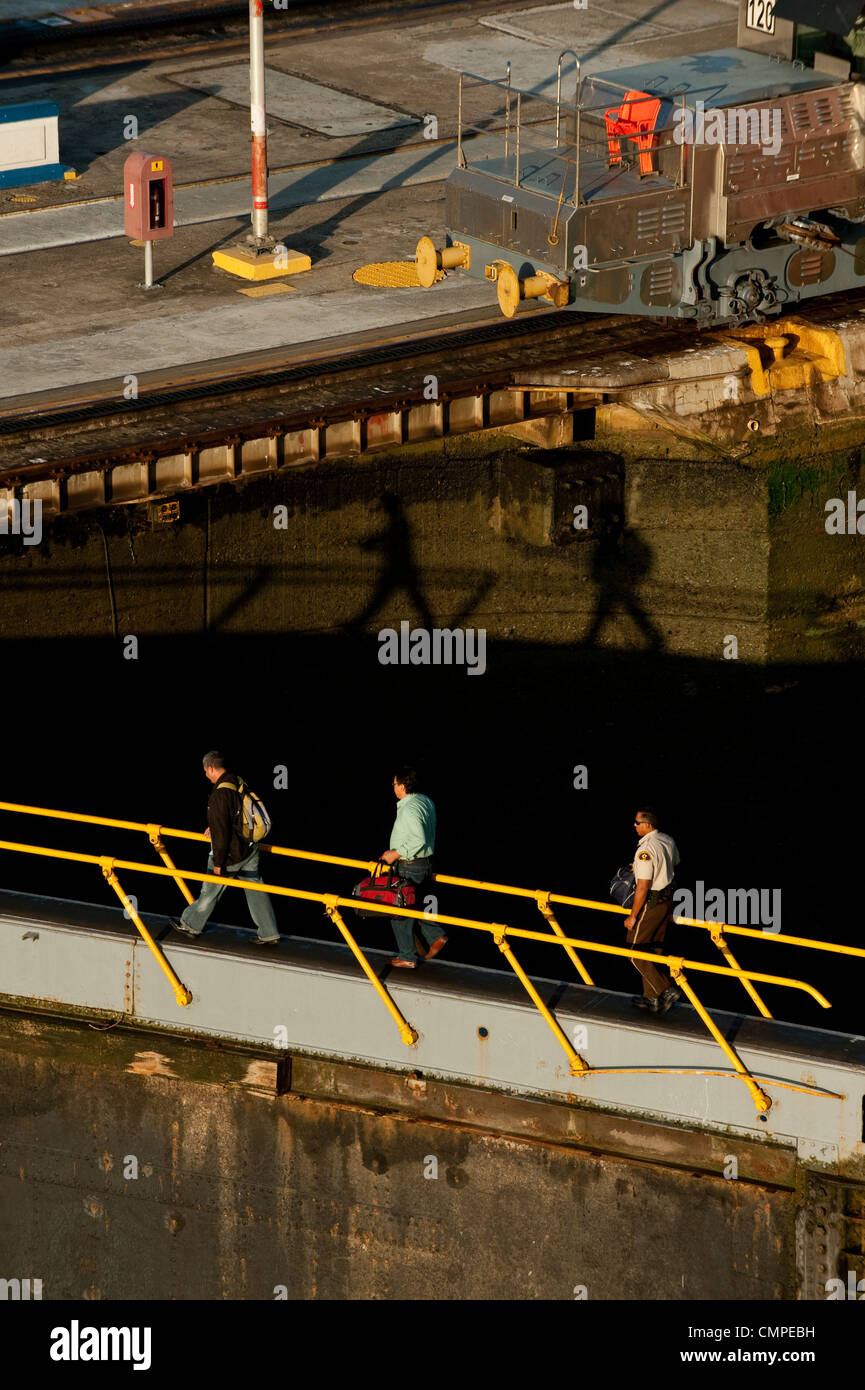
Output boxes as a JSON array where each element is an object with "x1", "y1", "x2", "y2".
[
  {"x1": 391, "y1": 861, "x2": 442, "y2": 962},
  {"x1": 180, "y1": 847, "x2": 279, "y2": 940}
]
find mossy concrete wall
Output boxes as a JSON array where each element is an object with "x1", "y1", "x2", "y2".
[
  {"x1": 0, "y1": 1011, "x2": 799, "y2": 1301},
  {"x1": 4, "y1": 440, "x2": 854, "y2": 664}
]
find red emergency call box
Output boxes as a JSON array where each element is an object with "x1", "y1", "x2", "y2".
[{"x1": 124, "y1": 152, "x2": 174, "y2": 241}]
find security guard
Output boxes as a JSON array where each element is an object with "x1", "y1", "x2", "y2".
[{"x1": 623, "y1": 807, "x2": 680, "y2": 1014}]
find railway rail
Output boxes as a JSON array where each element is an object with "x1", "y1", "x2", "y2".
[
  {"x1": 0, "y1": 0, "x2": 503, "y2": 81},
  {"x1": 3, "y1": 283, "x2": 864, "y2": 518},
  {"x1": 0, "y1": 305, "x2": 619, "y2": 512},
  {"x1": 0, "y1": 306, "x2": 599, "y2": 437}
]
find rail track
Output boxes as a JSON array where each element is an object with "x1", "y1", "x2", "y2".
[
  {"x1": 0, "y1": 0, "x2": 505, "y2": 82},
  {"x1": 0, "y1": 305, "x2": 644, "y2": 509},
  {"x1": 0, "y1": 307, "x2": 601, "y2": 437}
]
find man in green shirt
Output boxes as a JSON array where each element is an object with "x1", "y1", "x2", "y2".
[{"x1": 379, "y1": 766, "x2": 447, "y2": 967}]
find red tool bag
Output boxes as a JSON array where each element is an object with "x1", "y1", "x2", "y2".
[{"x1": 351, "y1": 861, "x2": 417, "y2": 919}]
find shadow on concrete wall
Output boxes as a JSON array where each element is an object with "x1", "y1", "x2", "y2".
[
  {"x1": 344, "y1": 491, "x2": 495, "y2": 633},
  {"x1": 580, "y1": 524, "x2": 664, "y2": 652}
]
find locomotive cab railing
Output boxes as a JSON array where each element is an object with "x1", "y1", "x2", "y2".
[{"x1": 455, "y1": 67, "x2": 692, "y2": 216}]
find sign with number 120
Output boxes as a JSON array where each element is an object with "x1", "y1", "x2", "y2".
[{"x1": 746, "y1": 0, "x2": 775, "y2": 34}]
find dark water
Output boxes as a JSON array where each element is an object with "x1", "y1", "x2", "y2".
[{"x1": 3, "y1": 632, "x2": 861, "y2": 1035}]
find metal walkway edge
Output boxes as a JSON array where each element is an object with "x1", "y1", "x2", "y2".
[
  {"x1": 3, "y1": 797, "x2": 865, "y2": 1146},
  {"x1": 0, "y1": 888, "x2": 861, "y2": 1171}
]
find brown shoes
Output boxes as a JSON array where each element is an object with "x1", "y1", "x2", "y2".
[{"x1": 390, "y1": 939, "x2": 447, "y2": 969}]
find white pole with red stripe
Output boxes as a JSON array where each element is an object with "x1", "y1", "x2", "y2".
[
  {"x1": 211, "y1": 0, "x2": 311, "y2": 277},
  {"x1": 249, "y1": 0, "x2": 271, "y2": 248}
]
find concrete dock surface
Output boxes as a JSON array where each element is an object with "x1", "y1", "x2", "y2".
[{"x1": 0, "y1": 0, "x2": 739, "y2": 398}]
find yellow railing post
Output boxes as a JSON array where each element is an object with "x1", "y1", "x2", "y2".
[
  {"x1": 536, "y1": 891, "x2": 594, "y2": 985},
  {"x1": 492, "y1": 924, "x2": 588, "y2": 1075},
  {"x1": 323, "y1": 897, "x2": 418, "y2": 1047},
  {"x1": 709, "y1": 926, "x2": 772, "y2": 1019},
  {"x1": 99, "y1": 858, "x2": 192, "y2": 1008},
  {"x1": 146, "y1": 823, "x2": 195, "y2": 906},
  {"x1": 670, "y1": 962, "x2": 771, "y2": 1115}
]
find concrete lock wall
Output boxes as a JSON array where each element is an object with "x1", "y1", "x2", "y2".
[
  {"x1": 0, "y1": 442, "x2": 809, "y2": 662},
  {"x1": 767, "y1": 453, "x2": 865, "y2": 664},
  {"x1": 0, "y1": 1016, "x2": 799, "y2": 1301},
  {"x1": 3, "y1": 438, "x2": 861, "y2": 664}
]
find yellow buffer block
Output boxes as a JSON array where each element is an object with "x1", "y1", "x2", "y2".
[
  {"x1": 713, "y1": 317, "x2": 847, "y2": 398},
  {"x1": 415, "y1": 236, "x2": 470, "y2": 287},
  {"x1": 487, "y1": 261, "x2": 570, "y2": 318},
  {"x1": 212, "y1": 245, "x2": 312, "y2": 281}
]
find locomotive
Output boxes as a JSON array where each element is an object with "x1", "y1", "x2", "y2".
[{"x1": 415, "y1": 0, "x2": 865, "y2": 324}]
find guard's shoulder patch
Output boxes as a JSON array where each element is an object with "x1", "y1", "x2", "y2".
[{"x1": 637, "y1": 851, "x2": 652, "y2": 861}]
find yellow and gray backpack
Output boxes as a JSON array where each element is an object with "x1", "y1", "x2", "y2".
[{"x1": 219, "y1": 775, "x2": 272, "y2": 843}]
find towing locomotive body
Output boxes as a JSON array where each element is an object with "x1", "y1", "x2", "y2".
[{"x1": 421, "y1": 3, "x2": 865, "y2": 325}]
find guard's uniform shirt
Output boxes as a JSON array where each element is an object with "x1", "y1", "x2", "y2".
[
  {"x1": 633, "y1": 829, "x2": 679, "y2": 893},
  {"x1": 630, "y1": 828, "x2": 679, "y2": 1000}
]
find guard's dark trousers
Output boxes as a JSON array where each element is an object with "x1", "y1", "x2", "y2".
[{"x1": 627, "y1": 892, "x2": 673, "y2": 999}]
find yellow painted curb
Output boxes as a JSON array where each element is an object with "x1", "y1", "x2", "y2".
[{"x1": 237, "y1": 283, "x2": 294, "y2": 298}]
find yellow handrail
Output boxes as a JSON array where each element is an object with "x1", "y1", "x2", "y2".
[
  {"x1": 0, "y1": 825, "x2": 836, "y2": 1118},
  {"x1": 6, "y1": 797, "x2": 861, "y2": 978},
  {"x1": 0, "y1": 795, "x2": 854, "y2": 965},
  {"x1": 0, "y1": 801, "x2": 856, "y2": 996},
  {"x1": 0, "y1": 799, "x2": 856, "y2": 1121}
]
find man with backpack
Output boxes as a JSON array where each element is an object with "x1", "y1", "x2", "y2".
[{"x1": 169, "y1": 751, "x2": 279, "y2": 945}]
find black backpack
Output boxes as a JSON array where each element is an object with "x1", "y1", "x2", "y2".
[{"x1": 609, "y1": 864, "x2": 636, "y2": 910}]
